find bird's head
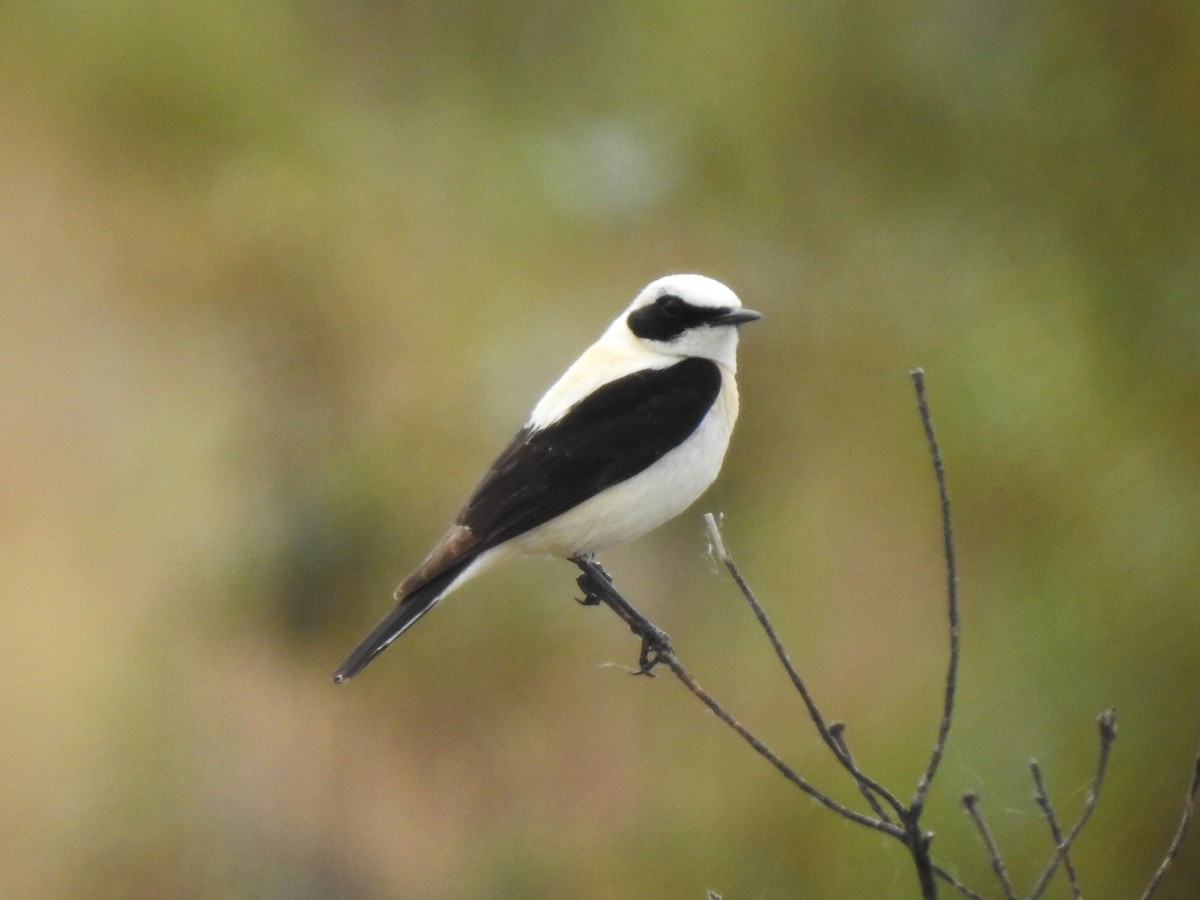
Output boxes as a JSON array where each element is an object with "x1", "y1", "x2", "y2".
[{"x1": 618, "y1": 274, "x2": 761, "y2": 369}]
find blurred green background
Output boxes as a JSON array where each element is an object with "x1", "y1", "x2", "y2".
[{"x1": 2, "y1": 1, "x2": 1198, "y2": 897}]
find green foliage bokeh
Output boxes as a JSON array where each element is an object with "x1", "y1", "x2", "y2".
[{"x1": 2, "y1": 2, "x2": 1198, "y2": 897}]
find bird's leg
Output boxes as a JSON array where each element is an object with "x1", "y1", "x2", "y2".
[{"x1": 572, "y1": 556, "x2": 674, "y2": 676}]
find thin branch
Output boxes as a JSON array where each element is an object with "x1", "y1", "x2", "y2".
[
  {"x1": 700, "y1": 366, "x2": 964, "y2": 900},
  {"x1": 704, "y1": 513, "x2": 908, "y2": 822},
  {"x1": 962, "y1": 792, "x2": 1018, "y2": 900},
  {"x1": 906, "y1": 828, "x2": 940, "y2": 900},
  {"x1": 1029, "y1": 759, "x2": 1082, "y2": 898},
  {"x1": 573, "y1": 557, "x2": 901, "y2": 840},
  {"x1": 830, "y1": 722, "x2": 894, "y2": 825},
  {"x1": 661, "y1": 653, "x2": 899, "y2": 838},
  {"x1": 909, "y1": 368, "x2": 961, "y2": 819},
  {"x1": 932, "y1": 862, "x2": 990, "y2": 900},
  {"x1": 1027, "y1": 709, "x2": 1118, "y2": 900},
  {"x1": 1139, "y1": 746, "x2": 1200, "y2": 900},
  {"x1": 561, "y1": 368, "x2": 1200, "y2": 900}
]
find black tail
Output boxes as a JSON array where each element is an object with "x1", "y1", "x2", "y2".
[{"x1": 333, "y1": 562, "x2": 469, "y2": 682}]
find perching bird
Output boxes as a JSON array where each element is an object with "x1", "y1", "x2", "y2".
[{"x1": 333, "y1": 274, "x2": 760, "y2": 682}]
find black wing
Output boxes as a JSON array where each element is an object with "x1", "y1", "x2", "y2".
[{"x1": 458, "y1": 357, "x2": 722, "y2": 552}]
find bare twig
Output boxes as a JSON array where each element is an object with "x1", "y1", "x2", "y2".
[
  {"x1": 830, "y1": 722, "x2": 894, "y2": 825},
  {"x1": 1027, "y1": 709, "x2": 1118, "y2": 900},
  {"x1": 694, "y1": 369, "x2": 964, "y2": 900},
  {"x1": 573, "y1": 557, "x2": 900, "y2": 839},
  {"x1": 931, "y1": 862, "x2": 989, "y2": 900},
  {"x1": 1029, "y1": 759, "x2": 1082, "y2": 898},
  {"x1": 704, "y1": 513, "x2": 907, "y2": 822},
  {"x1": 661, "y1": 653, "x2": 899, "y2": 837},
  {"x1": 1139, "y1": 747, "x2": 1200, "y2": 900},
  {"x1": 909, "y1": 368, "x2": 961, "y2": 821},
  {"x1": 565, "y1": 369, "x2": 1199, "y2": 900},
  {"x1": 962, "y1": 792, "x2": 1018, "y2": 900}
]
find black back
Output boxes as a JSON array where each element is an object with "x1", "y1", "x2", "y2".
[{"x1": 458, "y1": 356, "x2": 723, "y2": 551}]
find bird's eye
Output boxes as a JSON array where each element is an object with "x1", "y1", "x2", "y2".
[{"x1": 659, "y1": 295, "x2": 684, "y2": 317}]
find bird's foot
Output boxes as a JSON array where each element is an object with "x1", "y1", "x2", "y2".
[
  {"x1": 575, "y1": 572, "x2": 601, "y2": 606},
  {"x1": 572, "y1": 555, "x2": 611, "y2": 606},
  {"x1": 571, "y1": 555, "x2": 674, "y2": 676},
  {"x1": 634, "y1": 623, "x2": 674, "y2": 677}
]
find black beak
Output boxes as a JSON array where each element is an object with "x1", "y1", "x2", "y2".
[{"x1": 710, "y1": 308, "x2": 762, "y2": 326}]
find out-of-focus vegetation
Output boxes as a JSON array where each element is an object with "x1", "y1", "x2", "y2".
[{"x1": 2, "y1": 2, "x2": 1198, "y2": 897}]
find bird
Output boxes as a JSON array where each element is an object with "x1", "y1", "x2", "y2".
[{"x1": 333, "y1": 274, "x2": 760, "y2": 682}]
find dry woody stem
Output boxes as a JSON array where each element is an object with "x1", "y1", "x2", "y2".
[{"x1": 574, "y1": 369, "x2": 1199, "y2": 899}]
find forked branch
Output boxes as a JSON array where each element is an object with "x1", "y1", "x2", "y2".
[
  {"x1": 574, "y1": 556, "x2": 898, "y2": 837},
  {"x1": 1026, "y1": 710, "x2": 1117, "y2": 900},
  {"x1": 575, "y1": 369, "x2": 1197, "y2": 898},
  {"x1": 576, "y1": 369, "x2": 964, "y2": 898}
]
